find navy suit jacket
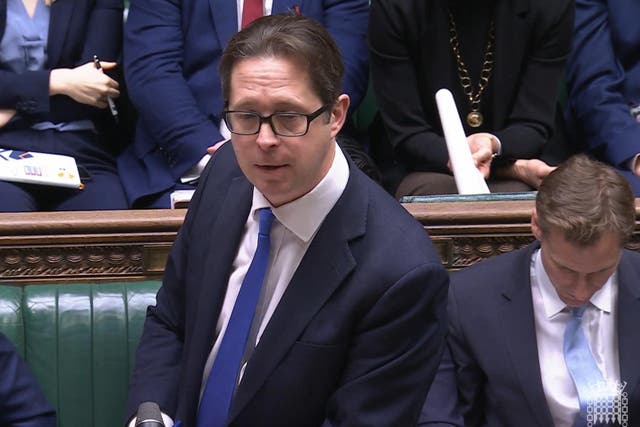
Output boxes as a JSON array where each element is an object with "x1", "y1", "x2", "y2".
[
  {"x1": 0, "y1": 0, "x2": 123, "y2": 124},
  {"x1": 119, "y1": 0, "x2": 369, "y2": 206},
  {"x1": 566, "y1": 0, "x2": 640, "y2": 170},
  {"x1": 126, "y1": 143, "x2": 448, "y2": 426},
  {"x1": 0, "y1": 333, "x2": 56, "y2": 427},
  {"x1": 423, "y1": 242, "x2": 640, "y2": 426}
]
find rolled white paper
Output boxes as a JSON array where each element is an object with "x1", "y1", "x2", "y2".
[{"x1": 435, "y1": 88, "x2": 490, "y2": 195}]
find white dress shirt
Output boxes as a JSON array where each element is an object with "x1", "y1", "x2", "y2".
[{"x1": 531, "y1": 248, "x2": 620, "y2": 427}]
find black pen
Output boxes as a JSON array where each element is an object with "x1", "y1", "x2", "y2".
[{"x1": 93, "y1": 55, "x2": 119, "y2": 123}]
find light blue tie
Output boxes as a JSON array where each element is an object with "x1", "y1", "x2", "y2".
[
  {"x1": 197, "y1": 208, "x2": 275, "y2": 427},
  {"x1": 564, "y1": 305, "x2": 606, "y2": 427}
]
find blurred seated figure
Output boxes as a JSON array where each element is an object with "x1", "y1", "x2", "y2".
[
  {"x1": 420, "y1": 154, "x2": 640, "y2": 427},
  {"x1": 0, "y1": 0, "x2": 128, "y2": 211},
  {"x1": 119, "y1": 0, "x2": 370, "y2": 208},
  {"x1": 0, "y1": 332, "x2": 56, "y2": 427},
  {"x1": 566, "y1": 0, "x2": 640, "y2": 196},
  {"x1": 369, "y1": 0, "x2": 574, "y2": 197}
]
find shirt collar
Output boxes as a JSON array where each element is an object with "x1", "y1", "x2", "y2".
[
  {"x1": 250, "y1": 141, "x2": 349, "y2": 242},
  {"x1": 534, "y1": 248, "x2": 615, "y2": 319}
]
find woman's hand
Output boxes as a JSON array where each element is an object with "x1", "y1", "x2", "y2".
[
  {"x1": 49, "y1": 61, "x2": 120, "y2": 109},
  {"x1": 0, "y1": 109, "x2": 16, "y2": 128},
  {"x1": 466, "y1": 133, "x2": 497, "y2": 178},
  {"x1": 498, "y1": 158, "x2": 556, "y2": 189}
]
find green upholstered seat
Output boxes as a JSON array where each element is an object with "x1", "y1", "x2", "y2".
[{"x1": 0, "y1": 281, "x2": 161, "y2": 427}]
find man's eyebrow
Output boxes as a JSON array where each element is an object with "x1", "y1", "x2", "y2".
[{"x1": 230, "y1": 98, "x2": 307, "y2": 111}]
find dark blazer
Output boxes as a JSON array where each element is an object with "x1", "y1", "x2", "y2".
[
  {"x1": 126, "y1": 143, "x2": 449, "y2": 426},
  {"x1": 118, "y1": 0, "x2": 369, "y2": 207},
  {"x1": 0, "y1": 0, "x2": 123, "y2": 124},
  {"x1": 369, "y1": 0, "x2": 574, "y2": 174},
  {"x1": 566, "y1": 0, "x2": 640, "y2": 185},
  {"x1": 0, "y1": 333, "x2": 56, "y2": 427},
  {"x1": 424, "y1": 242, "x2": 640, "y2": 426}
]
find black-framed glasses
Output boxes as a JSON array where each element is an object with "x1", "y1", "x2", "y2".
[{"x1": 222, "y1": 105, "x2": 329, "y2": 137}]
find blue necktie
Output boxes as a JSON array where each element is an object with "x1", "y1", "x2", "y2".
[
  {"x1": 197, "y1": 208, "x2": 275, "y2": 427},
  {"x1": 564, "y1": 305, "x2": 606, "y2": 427}
]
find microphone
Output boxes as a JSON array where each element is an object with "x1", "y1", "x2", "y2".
[{"x1": 135, "y1": 402, "x2": 165, "y2": 427}]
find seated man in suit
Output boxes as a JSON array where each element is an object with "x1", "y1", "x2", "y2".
[
  {"x1": 119, "y1": 0, "x2": 369, "y2": 208},
  {"x1": 421, "y1": 154, "x2": 639, "y2": 426},
  {"x1": 0, "y1": 332, "x2": 56, "y2": 427},
  {"x1": 126, "y1": 15, "x2": 448, "y2": 427},
  {"x1": 566, "y1": 0, "x2": 640, "y2": 196}
]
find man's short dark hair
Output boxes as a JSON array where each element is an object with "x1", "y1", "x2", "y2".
[
  {"x1": 536, "y1": 154, "x2": 636, "y2": 245},
  {"x1": 220, "y1": 14, "x2": 344, "y2": 107}
]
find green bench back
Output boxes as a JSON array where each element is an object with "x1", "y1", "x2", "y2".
[{"x1": 0, "y1": 281, "x2": 161, "y2": 427}]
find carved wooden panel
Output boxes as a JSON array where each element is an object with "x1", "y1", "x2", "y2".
[
  {"x1": 0, "y1": 210, "x2": 183, "y2": 284},
  {"x1": 0, "y1": 245, "x2": 144, "y2": 280},
  {"x1": 0, "y1": 201, "x2": 638, "y2": 283}
]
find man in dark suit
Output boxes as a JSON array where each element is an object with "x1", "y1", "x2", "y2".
[
  {"x1": 126, "y1": 15, "x2": 448, "y2": 427},
  {"x1": 119, "y1": 0, "x2": 369, "y2": 208},
  {"x1": 0, "y1": 332, "x2": 56, "y2": 426},
  {"x1": 566, "y1": 0, "x2": 640, "y2": 196},
  {"x1": 420, "y1": 154, "x2": 640, "y2": 426}
]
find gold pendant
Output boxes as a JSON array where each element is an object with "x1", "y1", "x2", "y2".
[{"x1": 467, "y1": 111, "x2": 483, "y2": 128}]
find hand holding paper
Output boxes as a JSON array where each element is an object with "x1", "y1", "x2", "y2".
[{"x1": 435, "y1": 89, "x2": 490, "y2": 194}]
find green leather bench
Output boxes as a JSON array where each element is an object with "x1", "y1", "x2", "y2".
[{"x1": 0, "y1": 281, "x2": 161, "y2": 427}]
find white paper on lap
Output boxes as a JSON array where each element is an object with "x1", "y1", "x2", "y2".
[{"x1": 0, "y1": 149, "x2": 82, "y2": 189}]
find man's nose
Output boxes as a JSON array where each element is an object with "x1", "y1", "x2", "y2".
[
  {"x1": 256, "y1": 121, "x2": 278, "y2": 147},
  {"x1": 572, "y1": 276, "x2": 593, "y2": 303}
]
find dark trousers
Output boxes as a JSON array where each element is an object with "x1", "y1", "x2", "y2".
[{"x1": 395, "y1": 171, "x2": 533, "y2": 198}]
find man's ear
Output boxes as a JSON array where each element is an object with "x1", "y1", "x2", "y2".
[
  {"x1": 531, "y1": 208, "x2": 543, "y2": 241},
  {"x1": 329, "y1": 94, "x2": 350, "y2": 138}
]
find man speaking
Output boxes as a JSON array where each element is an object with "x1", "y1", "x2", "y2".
[{"x1": 126, "y1": 14, "x2": 448, "y2": 427}]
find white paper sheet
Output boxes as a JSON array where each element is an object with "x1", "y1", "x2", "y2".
[{"x1": 435, "y1": 88, "x2": 490, "y2": 195}]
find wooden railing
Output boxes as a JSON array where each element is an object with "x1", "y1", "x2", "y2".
[{"x1": 1, "y1": 200, "x2": 638, "y2": 283}]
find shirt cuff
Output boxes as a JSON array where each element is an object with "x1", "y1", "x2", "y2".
[
  {"x1": 180, "y1": 153, "x2": 212, "y2": 184},
  {"x1": 489, "y1": 133, "x2": 502, "y2": 158},
  {"x1": 627, "y1": 154, "x2": 640, "y2": 173}
]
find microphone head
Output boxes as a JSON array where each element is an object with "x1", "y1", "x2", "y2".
[{"x1": 135, "y1": 402, "x2": 165, "y2": 426}]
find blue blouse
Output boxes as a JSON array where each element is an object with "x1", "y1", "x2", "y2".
[
  {"x1": 0, "y1": 0, "x2": 49, "y2": 74},
  {"x1": 0, "y1": 0, "x2": 94, "y2": 131}
]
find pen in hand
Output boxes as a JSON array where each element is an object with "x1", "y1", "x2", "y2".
[{"x1": 93, "y1": 55, "x2": 119, "y2": 123}]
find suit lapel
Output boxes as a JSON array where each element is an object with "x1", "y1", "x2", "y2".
[
  {"x1": 209, "y1": 0, "x2": 238, "y2": 52},
  {"x1": 185, "y1": 176, "x2": 253, "y2": 406},
  {"x1": 499, "y1": 243, "x2": 554, "y2": 426},
  {"x1": 491, "y1": 0, "x2": 529, "y2": 127},
  {"x1": 228, "y1": 166, "x2": 367, "y2": 421},
  {"x1": 47, "y1": 0, "x2": 75, "y2": 66},
  {"x1": 616, "y1": 252, "x2": 640, "y2": 399}
]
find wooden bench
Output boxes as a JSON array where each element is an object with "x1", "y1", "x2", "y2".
[{"x1": 1, "y1": 200, "x2": 639, "y2": 283}]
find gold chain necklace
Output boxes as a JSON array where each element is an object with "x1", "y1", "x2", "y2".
[{"x1": 448, "y1": 11, "x2": 495, "y2": 128}]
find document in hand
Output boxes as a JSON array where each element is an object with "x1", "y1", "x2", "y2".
[
  {"x1": 0, "y1": 150, "x2": 83, "y2": 189},
  {"x1": 435, "y1": 88, "x2": 490, "y2": 195}
]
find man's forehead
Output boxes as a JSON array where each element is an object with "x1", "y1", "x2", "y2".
[{"x1": 545, "y1": 229, "x2": 623, "y2": 271}]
